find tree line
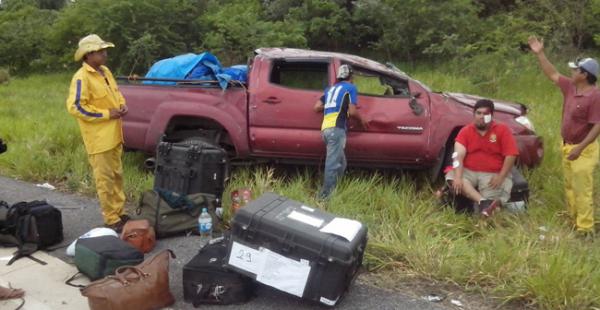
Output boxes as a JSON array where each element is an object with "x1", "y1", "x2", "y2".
[{"x1": 0, "y1": 0, "x2": 599, "y2": 75}]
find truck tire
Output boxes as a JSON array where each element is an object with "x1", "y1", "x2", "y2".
[{"x1": 429, "y1": 146, "x2": 447, "y2": 181}]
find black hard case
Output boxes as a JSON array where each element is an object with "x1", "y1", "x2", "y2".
[
  {"x1": 225, "y1": 192, "x2": 367, "y2": 306},
  {"x1": 509, "y1": 167, "x2": 529, "y2": 202},
  {"x1": 183, "y1": 238, "x2": 255, "y2": 306},
  {"x1": 154, "y1": 140, "x2": 228, "y2": 201}
]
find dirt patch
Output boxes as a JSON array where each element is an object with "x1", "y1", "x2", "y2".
[{"x1": 358, "y1": 270, "x2": 531, "y2": 310}]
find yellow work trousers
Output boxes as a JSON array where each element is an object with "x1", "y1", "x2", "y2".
[
  {"x1": 562, "y1": 142, "x2": 599, "y2": 232},
  {"x1": 87, "y1": 144, "x2": 126, "y2": 225}
]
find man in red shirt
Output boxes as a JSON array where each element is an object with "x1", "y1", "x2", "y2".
[
  {"x1": 446, "y1": 99, "x2": 520, "y2": 216},
  {"x1": 529, "y1": 36, "x2": 600, "y2": 235}
]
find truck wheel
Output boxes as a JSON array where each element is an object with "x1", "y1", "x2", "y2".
[
  {"x1": 429, "y1": 146, "x2": 446, "y2": 182},
  {"x1": 430, "y1": 143, "x2": 457, "y2": 182}
]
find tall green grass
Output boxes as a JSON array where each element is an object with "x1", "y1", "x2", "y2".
[{"x1": 1, "y1": 58, "x2": 599, "y2": 309}]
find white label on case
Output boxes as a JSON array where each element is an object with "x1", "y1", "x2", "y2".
[
  {"x1": 319, "y1": 217, "x2": 362, "y2": 242},
  {"x1": 300, "y1": 205, "x2": 315, "y2": 212},
  {"x1": 256, "y1": 248, "x2": 311, "y2": 298},
  {"x1": 320, "y1": 296, "x2": 339, "y2": 306},
  {"x1": 228, "y1": 242, "x2": 264, "y2": 275},
  {"x1": 287, "y1": 210, "x2": 324, "y2": 228}
]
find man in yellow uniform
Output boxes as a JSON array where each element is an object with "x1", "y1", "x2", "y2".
[{"x1": 66, "y1": 34, "x2": 129, "y2": 231}]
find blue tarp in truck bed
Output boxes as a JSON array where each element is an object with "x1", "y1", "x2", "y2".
[{"x1": 144, "y1": 52, "x2": 247, "y2": 89}]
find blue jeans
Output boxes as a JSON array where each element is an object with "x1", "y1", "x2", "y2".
[{"x1": 319, "y1": 127, "x2": 347, "y2": 199}]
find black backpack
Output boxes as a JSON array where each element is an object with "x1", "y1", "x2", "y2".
[{"x1": 0, "y1": 200, "x2": 64, "y2": 265}]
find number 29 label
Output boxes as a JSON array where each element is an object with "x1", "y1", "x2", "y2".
[{"x1": 228, "y1": 241, "x2": 263, "y2": 275}]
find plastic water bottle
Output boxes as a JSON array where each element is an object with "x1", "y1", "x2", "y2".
[{"x1": 198, "y1": 208, "x2": 213, "y2": 243}]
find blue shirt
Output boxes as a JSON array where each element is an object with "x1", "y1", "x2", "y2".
[{"x1": 320, "y1": 81, "x2": 358, "y2": 130}]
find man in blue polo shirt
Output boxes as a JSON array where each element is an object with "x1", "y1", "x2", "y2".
[{"x1": 314, "y1": 64, "x2": 368, "y2": 199}]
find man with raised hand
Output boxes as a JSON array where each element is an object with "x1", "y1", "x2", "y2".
[
  {"x1": 529, "y1": 36, "x2": 600, "y2": 237},
  {"x1": 66, "y1": 34, "x2": 129, "y2": 232}
]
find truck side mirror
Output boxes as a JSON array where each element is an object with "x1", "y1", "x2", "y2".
[{"x1": 409, "y1": 96, "x2": 424, "y2": 116}]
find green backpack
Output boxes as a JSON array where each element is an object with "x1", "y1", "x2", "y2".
[{"x1": 135, "y1": 190, "x2": 222, "y2": 238}]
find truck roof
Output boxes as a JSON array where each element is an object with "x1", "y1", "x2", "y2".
[{"x1": 255, "y1": 48, "x2": 408, "y2": 80}]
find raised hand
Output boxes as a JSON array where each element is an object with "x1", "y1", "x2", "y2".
[{"x1": 528, "y1": 36, "x2": 544, "y2": 54}]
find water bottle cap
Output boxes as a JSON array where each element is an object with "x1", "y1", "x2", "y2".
[{"x1": 202, "y1": 208, "x2": 208, "y2": 212}]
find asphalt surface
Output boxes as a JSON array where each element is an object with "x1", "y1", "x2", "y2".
[{"x1": 0, "y1": 175, "x2": 447, "y2": 310}]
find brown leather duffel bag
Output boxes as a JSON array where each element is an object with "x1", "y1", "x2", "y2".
[
  {"x1": 81, "y1": 249, "x2": 175, "y2": 310},
  {"x1": 121, "y1": 219, "x2": 156, "y2": 253}
]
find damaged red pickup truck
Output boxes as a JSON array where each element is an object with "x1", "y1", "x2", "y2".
[{"x1": 119, "y1": 48, "x2": 543, "y2": 179}]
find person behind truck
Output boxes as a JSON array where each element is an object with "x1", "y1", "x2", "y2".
[
  {"x1": 66, "y1": 34, "x2": 129, "y2": 232},
  {"x1": 313, "y1": 64, "x2": 368, "y2": 200},
  {"x1": 446, "y1": 99, "x2": 519, "y2": 216},
  {"x1": 529, "y1": 36, "x2": 600, "y2": 237}
]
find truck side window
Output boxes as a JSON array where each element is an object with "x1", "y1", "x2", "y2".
[
  {"x1": 270, "y1": 61, "x2": 329, "y2": 91},
  {"x1": 353, "y1": 68, "x2": 410, "y2": 97}
]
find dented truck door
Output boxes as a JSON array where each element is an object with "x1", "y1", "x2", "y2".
[{"x1": 345, "y1": 67, "x2": 431, "y2": 165}]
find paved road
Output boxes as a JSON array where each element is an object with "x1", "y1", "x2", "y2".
[{"x1": 0, "y1": 175, "x2": 447, "y2": 310}]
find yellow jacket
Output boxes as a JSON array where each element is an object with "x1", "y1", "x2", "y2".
[{"x1": 66, "y1": 63, "x2": 125, "y2": 155}]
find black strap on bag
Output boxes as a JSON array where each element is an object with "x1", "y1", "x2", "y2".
[
  {"x1": 191, "y1": 281, "x2": 253, "y2": 306},
  {"x1": 65, "y1": 272, "x2": 86, "y2": 288},
  {"x1": 0, "y1": 204, "x2": 40, "y2": 265},
  {"x1": 2, "y1": 214, "x2": 46, "y2": 266},
  {"x1": 0, "y1": 201, "x2": 63, "y2": 265},
  {"x1": 155, "y1": 191, "x2": 162, "y2": 236}
]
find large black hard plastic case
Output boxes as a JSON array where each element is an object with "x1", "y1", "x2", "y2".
[
  {"x1": 509, "y1": 167, "x2": 529, "y2": 202},
  {"x1": 154, "y1": 139, "x2": 228, "y2": 202},
  {"x1": 225, "y1": 192, "x2": 367, "y2": 306}
]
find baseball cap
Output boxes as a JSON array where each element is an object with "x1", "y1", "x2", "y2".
[
  {"x1": 74, "y1": 34, "x2": 115, "y2": 62},
  {"x1": 568, "y1": 58, "x2": 599, "y2": 78},
  {"x1": 337, "y1": 64, "x2": 353, "y2": 79}
]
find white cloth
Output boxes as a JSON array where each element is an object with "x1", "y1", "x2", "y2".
[{"x1": 65, "y1": 227, "x2": 118, "y2": 256}]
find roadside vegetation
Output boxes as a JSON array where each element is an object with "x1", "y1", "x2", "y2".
[
  {"x1": 2, "y1": 0, "x2": 600, "y2": 309},
  {"x1": 2, "y1": 55, "x2": 600, "y2": 309}
]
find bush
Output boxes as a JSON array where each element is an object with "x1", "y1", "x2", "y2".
[
  {"x1": 46, "y1": 0, "x2": 208, "y2": 74},
  {"x1": 0, "y1": 4, "x2": 57, "y2": 74},
  {"x1": 201, "y1": 0, "x2": 307, "y2": 64},
  {"x1": 0, "y1": 68, "x2": 9, "y2": 84}
]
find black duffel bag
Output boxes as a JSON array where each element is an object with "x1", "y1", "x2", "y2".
[{"x1": 183, "y1": 236, "x2": 255, "y2": 306}]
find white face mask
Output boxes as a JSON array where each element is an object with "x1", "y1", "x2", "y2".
[{"x1": 484, "y1": 114, "x2": 492, "y2": 124}]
